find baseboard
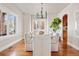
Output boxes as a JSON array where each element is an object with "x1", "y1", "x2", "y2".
[
  {"x1": 0, "y1": 39, "x2": 22, "y2": 52},
  {"x1": 68, "y1": 42, "x2": 79, "y2": 50}
]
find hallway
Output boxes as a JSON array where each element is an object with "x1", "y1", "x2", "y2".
[{"x1": 0, "y1": 40, "x2": 79, "y2": 56}]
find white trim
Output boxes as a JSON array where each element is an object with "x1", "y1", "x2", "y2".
[
  {"x1": 68, "y1": 42, "x2": 79, "y2": 50},
  {"x1": 0, "y1": 39, "x2": 22, "y2": 52}
]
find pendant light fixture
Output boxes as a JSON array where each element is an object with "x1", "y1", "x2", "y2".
[{"x1": 36, "y1": 3, "x2": 47, "y2": 19}]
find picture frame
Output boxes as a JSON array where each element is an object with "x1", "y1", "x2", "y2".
[{"x1": 74, "y1": 12, "x2": 79, "y2": 36}]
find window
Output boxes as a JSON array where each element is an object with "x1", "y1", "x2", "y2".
[
  {"x1": 0, "y1": 11, "x2": 7, "y2": 36},
  {"x1": 0, "y1": 10, "x2": 16, "y2": 36},
  {"x1": 8, "y1": 14, "x2": 16, "y2": 35}
]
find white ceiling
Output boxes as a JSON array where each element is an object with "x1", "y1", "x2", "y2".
[{"x1": 14, "y1": 3, "x2": 69, "y2": 14}]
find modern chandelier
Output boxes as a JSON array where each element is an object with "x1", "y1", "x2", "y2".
[{"x1": 36, "y1": 3, "x2": 47, "y2": 19}]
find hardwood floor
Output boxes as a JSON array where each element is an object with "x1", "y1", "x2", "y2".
[
  {"x1": 0, "y1": 39, "x2": 79, "y2": 56},
  {"x1": 51, "y1": 41, "x2": 79, "y2": 56}
]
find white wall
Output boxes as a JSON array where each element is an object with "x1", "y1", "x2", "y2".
[
  {"x1": 23, "y1": 13, "x2": 31, "y2": 37},
  {"x1": 3, "y1": 4, "x2": 24, "y2": 38},
  {"x1": 58, "y1": 3, "x2": 79, "y2": 50},
  {"x1": 0, "y1": 4, "x2": 23, "y2": 52}
]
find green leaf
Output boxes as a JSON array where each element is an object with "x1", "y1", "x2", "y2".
[{"x1": 48, "y1": 17, "x2": 61, "y2": 31}]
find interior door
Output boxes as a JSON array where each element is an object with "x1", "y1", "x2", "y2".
[{"x1": 63, "y1": 14, "x2": 68, "y2": 48}]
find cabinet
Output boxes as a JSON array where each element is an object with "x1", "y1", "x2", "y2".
[{"x1": 31, "y1": 18, "x2": 47, "y2": 34}]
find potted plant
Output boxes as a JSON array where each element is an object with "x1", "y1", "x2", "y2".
[{"x1": 48, "y1": 17, "x2": 61, "y2": 33}]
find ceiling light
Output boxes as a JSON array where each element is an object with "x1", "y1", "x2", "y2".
[{"x1": 36, "y1": 3, "x2": 47, "y2": 19}]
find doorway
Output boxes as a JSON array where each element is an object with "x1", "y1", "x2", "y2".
[{"x1": 62, "y1": 14, "x2": 68, "y2": 48}]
